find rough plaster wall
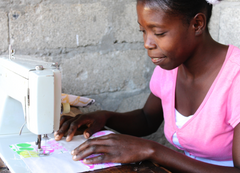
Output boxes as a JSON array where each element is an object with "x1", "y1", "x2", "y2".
[
  {"x1": 0, "y1": 0, "x2": 153, "y2": 113},
  {"x1": 209, "y1": 0, "x2": 240, "y2": 48},
  {"x1": 0, "y1": 0, "x2": 240, "y2": 150}
]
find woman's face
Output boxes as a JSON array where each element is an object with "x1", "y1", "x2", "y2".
[{"x1": 137, "y1": 2, "x2": 196, "y2": 70}]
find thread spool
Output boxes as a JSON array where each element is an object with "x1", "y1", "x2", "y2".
[{"x1": 61, "y1": 103, "x2": 70, "y2": 114}]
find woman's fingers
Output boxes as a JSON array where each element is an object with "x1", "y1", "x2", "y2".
[
  {"x1": 83, "y1": 154, "x2": 107, "y2": 164},
  {"x1": 66, "y1": 120, "x2": 82, "y2": 141},
  {"x1": 72, "y1": 141, "x2": 111, "y2": 163},
  {"x1": 55, "y1": 117, "x2": 76, "y2": 141},
  {"x1": 59, "y1": 115, "x2": 73, "y2": 128},
  {"x1": 71, "y1": 134, "x2": 151, "y2": 164},
  {"x1": 55, "y1": 114, "x2": 84, "y2": 141},
  {"x1": 83, "y1": 122, "x2": 104, "y2": 139},
  {"x1": 55, "y1": 112, "x2": 108, "y2": 142},
  {"x1": 72, "y1": 135, "x2": 117, "y2": 163}
]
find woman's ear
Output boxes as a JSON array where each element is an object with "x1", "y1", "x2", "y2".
[{"x1": 192, "y1": 13, "x2": 207, "y2": 36}]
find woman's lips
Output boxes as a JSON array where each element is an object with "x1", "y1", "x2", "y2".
[{"x1": 151, "y1": 57, "x2": 166, "y2": 64}]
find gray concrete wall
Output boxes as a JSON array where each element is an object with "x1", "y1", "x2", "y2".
[
  {"x1": 209, "y1": 0, "x2": 240, "y2": 47},
  {"x1": 0, "y1": 0, "x2": 240, "y2": 147}
]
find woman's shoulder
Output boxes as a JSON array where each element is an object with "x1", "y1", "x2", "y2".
[
  {"x1": 151, "y1": 66, "x2": 177, "y2": 79},
  {"x1": 221, "y1": 45, "x2": 240, "y2": 82},
  {"x1": 150, "y1": 66, "x2": 177, "y2": 98},
  {"x1": 227, "y1": 45, "x2": 240, "y2": 65},
  {"x1": 150, "y1": 66, "x2": 178, "y2": 87}
]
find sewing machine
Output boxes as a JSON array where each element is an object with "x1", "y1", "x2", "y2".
[{"x1": 0, "y1": 54, "x2": 61, "y2": 173}]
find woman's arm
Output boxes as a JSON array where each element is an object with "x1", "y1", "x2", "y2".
[
  {"x1": 72, "y1": 123, "x2": 240, "y2": 173},
  {"x1": 105, "y1": 92, "x2": 164, "y2": 136},
  {"x1": 55, "y1": 92, "x2": 163, "y2": 140}
]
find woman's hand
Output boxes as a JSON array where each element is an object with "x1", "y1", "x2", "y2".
[
  {"x1": 54, "y1": 111, "x2": 109, "y2": 141},
  {"x1": 71, "y1": 133, "x2": 155, "y2": 164}
]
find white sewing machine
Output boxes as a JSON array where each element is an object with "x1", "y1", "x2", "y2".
[{"x1": 0, "y1": 54, "x2": 61, "y2": 173}]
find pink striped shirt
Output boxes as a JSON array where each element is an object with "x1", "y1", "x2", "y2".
[{"x1": 150, "y1": 45, "x2": 240, "y2": 161}]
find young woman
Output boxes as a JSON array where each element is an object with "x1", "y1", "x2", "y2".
[{"x1": 55, "y1": 0, "x2": 240, "y2": 172}]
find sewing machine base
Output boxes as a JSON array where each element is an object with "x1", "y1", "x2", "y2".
[{"x1": 0, "y1": 133, "x2": 54, "y2": 173}]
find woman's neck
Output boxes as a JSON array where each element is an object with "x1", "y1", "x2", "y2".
[{"x1": 179, "y1": 34, "x2": 228, "y2": 81}]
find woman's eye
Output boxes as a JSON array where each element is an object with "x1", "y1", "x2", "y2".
[
  {"x1": 139, "y1": 30, "x2": 145, "y2": 33},
  {"x1": 154, "y1": 32, "x2": 166, "y2": 37}
]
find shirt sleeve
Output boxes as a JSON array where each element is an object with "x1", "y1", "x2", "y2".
[
  {"x1": 149, "y1": 66, "x2": 162, "y2": 98},
  {"x1": 228, "y1": 71, "x2": 240, "y2": 128}
]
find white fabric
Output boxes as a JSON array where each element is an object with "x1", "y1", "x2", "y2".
[
  {"x1": 173, "y1": 109, "x2": 234, "y2": 167},
  {"x1": 22, "y1": 153, "x2": 89, "y2": 173},
  {"x1": 172, "y1": 109, "x2": 193, "y2": 150},
  {"x1": 175, "y1": 109, "x2": 193, "y2": 128},
  {"x1": 61, "y1": 93, "x2": 95, "y2": 107},
  {"x1": 10, "y1": 130, "x2": 121, "y2": 173}
]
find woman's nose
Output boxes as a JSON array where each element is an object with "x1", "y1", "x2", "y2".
[{"x1": 144, "y1": 34, "x2": 156, "y2": 50}]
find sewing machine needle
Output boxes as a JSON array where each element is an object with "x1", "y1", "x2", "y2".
[{"x1": 37, "y1": 135, "x2": 41, "y2": 150}]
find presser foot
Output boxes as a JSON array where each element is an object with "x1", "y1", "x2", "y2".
[
  {"x1": 36, "y1": 134, "x2": 50, "y2": 156},
  {"x1": 37, "y1": 148, "x2": 50, "y2": 157}
]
